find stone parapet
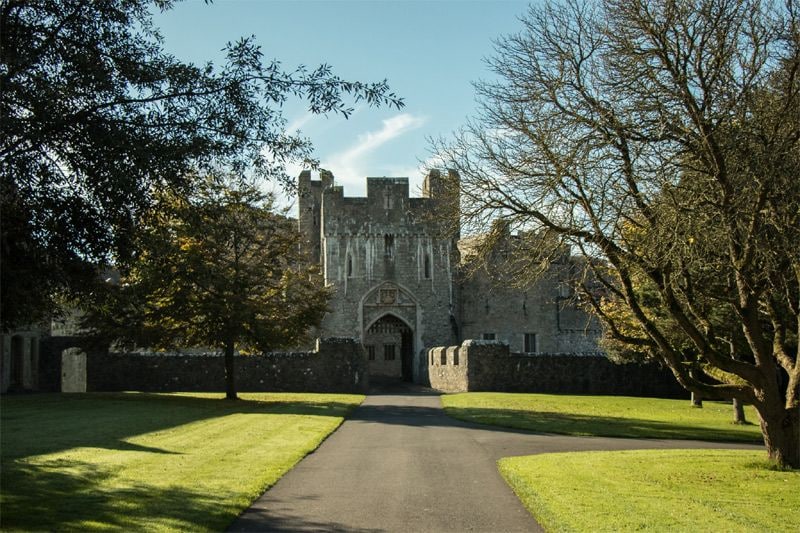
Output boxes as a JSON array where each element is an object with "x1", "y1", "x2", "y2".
[{"x1": 428, "y1": 340, "x2": 686, "y2": 398}]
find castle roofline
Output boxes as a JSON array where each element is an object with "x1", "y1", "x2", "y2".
[{"x1": 366, "y1": 177, "x2": 409, "y2": 184}]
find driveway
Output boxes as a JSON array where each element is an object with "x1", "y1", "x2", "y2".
[{"x1": 228, "y1": 382, "x2": 761, "y2": 532}]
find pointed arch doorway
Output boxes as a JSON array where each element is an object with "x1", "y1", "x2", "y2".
[{"x1": 363, "y1": 314, "x2": 414, "y2": 382}]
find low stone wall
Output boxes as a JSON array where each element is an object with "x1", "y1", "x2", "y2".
[
  {"x1": 429, "y1": 340, "x2": 686, "y2": 399},
  {"x1": 427, "y1": 345, "x2": 468, "y2": 393},
  {"x1": 42, "y1": 337, "x2": 369, "y2": 394}
]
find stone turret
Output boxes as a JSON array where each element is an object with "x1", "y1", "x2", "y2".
[
  {"x1": 421, "y1": 168, "x2": 458, "y2": 200},
  {"x1": 298, "y1": 169, "x2": 332, "y2": 265}
]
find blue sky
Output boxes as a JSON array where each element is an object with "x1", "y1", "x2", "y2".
[{"x1": 153, "y1": 0, "x2": 530, "y2": 201}]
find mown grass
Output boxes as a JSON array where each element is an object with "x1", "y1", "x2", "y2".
[
  {"x1": 499, "y1": 449, "x2": 799, "y2": 532},
  {"x1": 0, "y1": 392, "x2": 363, "y2": 532},
  {"x1": 441, "y1": 392, "x2": 763, "y2": 442}
]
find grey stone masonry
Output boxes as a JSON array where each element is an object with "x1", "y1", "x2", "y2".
[
  {"x1": 429, "y1": 340, "x2": 686, "y2": 398},
  {"x1": 39, "y1": 337, "x2": 369, "y2": 394},
  {"x1": 298, "y1": 169, "x2": 602, "y2": 386},
  {"x1": 299, "y1": 170, "x2": 460, "y2": 383}
]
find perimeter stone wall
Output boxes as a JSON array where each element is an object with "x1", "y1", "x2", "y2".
[
  {"x1": 40, "y1": 337, "x2": 369, "y2": 393},
  {"x1": 429, "y1": 340, "x2": 686, "y2": 398}
]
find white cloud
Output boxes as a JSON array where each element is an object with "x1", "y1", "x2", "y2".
[
  {"x1": 284, "y1": 112, "x2": 316, "y2": 134},
  {"x1": 325, "y1": 113, "x2": 427, "y2": 187}
]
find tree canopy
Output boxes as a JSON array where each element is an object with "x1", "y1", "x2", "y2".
[
  {"x1": 86, "y1": 177, "x2": 331, "y2": 399},
  {"x1": 432, "y1": 0, "x2": 799, "y2": 467},
  {"x1": 0, "y1": 0, "x2": 402, "y2": 330}
]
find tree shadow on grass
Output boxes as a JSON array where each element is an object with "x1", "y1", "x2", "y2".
[
  {"x1": 0, "y1": 393, "x2": 359, "y2": 460},
  {"x1": 443, "y1": 407, "x2": 764, "y2": 443},
  {"x1": 0, "y1": 458, "x2": 242, "y2": 532},
  {"x1": 3, "y1": 458, "x2": 385, "y2": 533},
  {"x1": 0, "y1": 393, "x2": 364, "y2": 532},
  {"x1": 339, "y1": 401, "x2": 761, "y2": 445}
]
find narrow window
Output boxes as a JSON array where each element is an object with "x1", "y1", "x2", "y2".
[
  {"x1": 367, "y1": 345, "x2": 375, "y2": 361},
  {"x1": 482, "y1": 333, "x2": 496, "y2": 341},
  {"x1": 384, "y1": 234, "x2": 394, "y2": 258},
  {"x1": 347, "y1": 253, "x2": 353, "y2": 277},
  {"x1": 524, "y1": 333, "x2": 537, "y2": 353},
  {"x1": 384, "y1": 344, "x2": 396, "y2": 361},
  {"x1": 424, "y1": 253, "x2": 431, "y2": 279}
]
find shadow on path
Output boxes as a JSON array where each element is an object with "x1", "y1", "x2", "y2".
[
  {"x1": 228, "y1": 381, "x2": 765, "y2": 532},
  {"x1": 355, "y1": 379, "x2": 764, "y2": 444}
]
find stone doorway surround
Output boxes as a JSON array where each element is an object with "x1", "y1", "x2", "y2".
[{"x1": 359, "y1": 281, "x2": 422, "y2": 382}]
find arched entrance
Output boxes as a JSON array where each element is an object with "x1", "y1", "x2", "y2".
[{"x1": 363, "y1": 314, "x2": 414, "y2": 382}]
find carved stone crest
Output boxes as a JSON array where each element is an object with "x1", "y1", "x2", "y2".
[{"x1": 379, "y1": 288, "x2": 398, "y2": 305}]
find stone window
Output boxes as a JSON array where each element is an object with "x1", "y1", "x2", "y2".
[
  {"x1": 384, "y1": 344, "x2": 396, "y2": 361},
  {"x1": 482, "y1": 333, "x2": 496, "y2": 340},
  {"x1": 384, "y1": 234, "x2": 394, "y2": 258},
  {"x1": 424, "y1": 253, "x2": 431, "y2": 279},
  {"x1": 524, "y1": 333, "x2": 537, "y2": 353},
  {"x1": 366, "y1": 345, "x2": 375, "y2": 361},
  {"x1": 347, "y1": 253, "x2": 353, "y2": 277}
]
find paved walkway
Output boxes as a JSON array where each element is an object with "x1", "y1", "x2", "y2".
[{"x1": 228, "y1": 382, "x2": 762, "y2": 532}]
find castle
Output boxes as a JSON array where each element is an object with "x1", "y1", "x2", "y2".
[{"x1": 298, "y1": 169, "x2": 601, "y2": 384}]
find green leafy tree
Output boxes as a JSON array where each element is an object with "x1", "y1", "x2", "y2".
[
  {"x1": 432, "y1": 0, "x2": 799, "y2": 467},
  {"x1": 87, "y1": 177, "x2": 330, "y2": 399},
  {"x1": 0, "y1": 0, "x2": 402, "y2": 330}
]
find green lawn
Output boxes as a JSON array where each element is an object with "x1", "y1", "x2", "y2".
[
  {"x1": 500, "y1": 449, "x2": 800, "y2": 532},
  {"x1": 1, "y1": 392, "x2": 363, "y2": 532},
  {"x1": 441, "y1": 392, "x2": 763, "y2": 442}
]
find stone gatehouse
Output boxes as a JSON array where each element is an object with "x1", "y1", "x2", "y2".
[{"x1": 298, "y1": 169, "x2": 601, "y2": 384}]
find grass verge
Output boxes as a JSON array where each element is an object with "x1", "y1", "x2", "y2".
[
  {"x1": 499, "y1": 449, "x2": 799, "y2": 532},
  {"x1": 1, "y1": 392, "x2": 363, "y2": 532},
  {"x1": 441, "y1": 392, "x2": 763, "y2": 442}
]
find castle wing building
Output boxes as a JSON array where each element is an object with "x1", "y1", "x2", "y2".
[{"x1": 298, "y1": 170, "x2": 599, "y2": 384}]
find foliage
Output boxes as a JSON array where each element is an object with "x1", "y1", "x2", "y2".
[
  {"x1": 85, "y1": 177, "x2": 331, "y2": 398},
  {"x1": 0, "y1": 0, "x2": 402, "y2": 330},
  {"x1": 432, "y1": 0, "x2": 799, "y2": 467},
  {"x1": 500, "y1": 450, "x2": 799, "y2": 532},
  {"x1": 441, "y1": 392, "x2": 761, "y2": 442},
  {"x1": 0, "y1": 392, "x2": 363, "y2": 531}
]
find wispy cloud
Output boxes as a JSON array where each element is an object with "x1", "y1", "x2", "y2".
[
  {"x1": 284, "y1": 112, "x2": 316, "y2": 134},
  {"x1": 326, "y1": 113, "x2": 427, "y2": 182}
]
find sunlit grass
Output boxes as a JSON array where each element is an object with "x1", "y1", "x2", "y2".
[
  {"x1": 500, "y1": 449, "x2": 799, "y2": 532},
  {"x1": 1, "y1": 392, "x2": 363, "y2": 532},
  {"x1": 442, "y1": 392, "x2": 763, "y2": 442}
]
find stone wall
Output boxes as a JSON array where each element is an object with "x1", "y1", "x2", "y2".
[
  {"x1": 40, "y1": 337, "x2": 369, "y2": 394},
  {"x1": 427, "y1": 345, "x2": 468, "y2": 393},
  {"x1": 429, "y1": 340, "x2": 687, "y2": 399}
]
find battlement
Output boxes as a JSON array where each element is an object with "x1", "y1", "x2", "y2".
[{"x1": 299, "y1": 169, "x2": 455, "y2": 205}]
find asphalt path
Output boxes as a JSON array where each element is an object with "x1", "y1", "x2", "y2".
[{"x1": 228, "y1": 381, "x2": 762, "y2": 532}]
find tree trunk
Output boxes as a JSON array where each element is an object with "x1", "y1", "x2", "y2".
[
  {"x1": 224, "y1": 338, "x2": 238, "y2": 400},
  {"x1": 758, "y1": 406, "x2": 799, "y2": 469},
  {"x1": 732, "y1": 398, "x2": 747, "y2": 424},
  {"x1": 691, "y1": 392, "x2": 703, "y2": 408}
]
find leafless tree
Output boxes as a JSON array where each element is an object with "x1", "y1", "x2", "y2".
[{"x1": 432, "y1": 0, "x2": 799, "y2": 468}]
